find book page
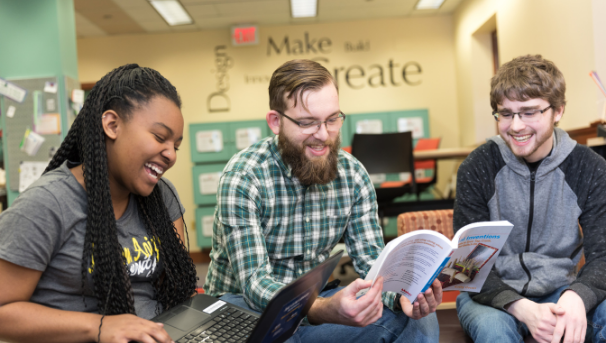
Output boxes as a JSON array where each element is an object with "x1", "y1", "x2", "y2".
[
  {"x1": 438, "y1": 221, "x2": 513, "y2": 292},
  {"x1": 360, "y1": 230, "x2": 453, "y2": 302}
]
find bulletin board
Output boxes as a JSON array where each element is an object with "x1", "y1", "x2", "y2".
[
  {"x1": 1, "y1": 77, "x2": 63, "y2": 192},
  {"x1": 63, "y1": 76, "x2": 81, "y2": 131}
]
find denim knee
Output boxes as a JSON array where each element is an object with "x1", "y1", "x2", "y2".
[
  {"x1": 588, "y1": 300, "x2": 606, "y2": 342},
  {"x1": 456, "y1": 292, "x2": 522, "y2": 343}
]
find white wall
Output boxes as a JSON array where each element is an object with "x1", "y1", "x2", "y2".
[
  {"x1": 455, "y1": 0, "x2": 600, "y2": 146},
  {"x1": 78, "y1": 16, "x2": 459, "y2": 250}
]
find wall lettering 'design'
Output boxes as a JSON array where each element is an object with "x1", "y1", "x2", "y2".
[{"x1": 207, "y1": 45, "x2": 233, "y2": 113}]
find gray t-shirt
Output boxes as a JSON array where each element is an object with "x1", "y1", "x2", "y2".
[{"x1": 0, "y1": 161, "x2": 185, "y2": 319}]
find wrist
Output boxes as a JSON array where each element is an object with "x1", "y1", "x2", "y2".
[
  {"x1": 506, "y1": 298, "x2": 533, "y2": 321},
  {"x1": 307, "y1": 297, "x2": 329, "y2": 325},
  {"x1": 83, "y1": 313, "x2": 104, "y2": 342},
  {"x1": 394, "y1": 294, "x2": 402, "y2": 311}
]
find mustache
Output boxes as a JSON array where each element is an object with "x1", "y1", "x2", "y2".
[{"x1": 304, "y1": 138, "x2": 334, "y2": 146}]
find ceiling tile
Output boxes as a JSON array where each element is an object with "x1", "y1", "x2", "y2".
[
  {"x1": 76, "y1": 0, "x2": 463, "y2": 37},
  {"x1": 138, "y1": 21, "x2": 172, "y2": 31},
  {"x1": 186, "y1": 4, "x2": 220, "y2": 18},
  {"x1": 74, "y1": 12, "x2": 107, "y2": 37},
  {"x1": 214, "y1": 1, "x2": 289, "y2": 16}
]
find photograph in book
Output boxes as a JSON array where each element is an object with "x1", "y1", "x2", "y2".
[
  {"x1": 437, "y1": 243, "x2": 498, "y2": 288},
  {"x1": 358, "y1": 220, "x2": 514, "y2": 303}
]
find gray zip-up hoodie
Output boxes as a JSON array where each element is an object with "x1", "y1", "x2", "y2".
[{"x1": 454, "y1": 128, "x2": 606, "y2": 312}]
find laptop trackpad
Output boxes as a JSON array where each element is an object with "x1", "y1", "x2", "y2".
[{"x1": 165, "y1": 306, "x2": 210, "y2": 331}]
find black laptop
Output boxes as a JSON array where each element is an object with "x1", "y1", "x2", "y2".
[{"x1": 152, "y1": 250, "x2": 344, "y2": 343}]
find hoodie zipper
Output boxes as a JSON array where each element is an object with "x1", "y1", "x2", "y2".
[{"x1": 520, "y1": 171, "x2": 535, "y2": 296}]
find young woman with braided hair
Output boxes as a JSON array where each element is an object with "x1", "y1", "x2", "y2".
[{"x1": 0, "y1": 64, "x2": 197, "y2": 343}]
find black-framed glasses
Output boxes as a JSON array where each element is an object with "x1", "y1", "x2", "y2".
[
  {"x1": 492, "y1": 105, "x2": 552, "y2": 123},
  {"x1": 277, "y1": 110, "x2": 346, "y2": 134}
]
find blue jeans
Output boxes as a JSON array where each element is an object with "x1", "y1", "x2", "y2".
[
  {"x1": 219, "y1": 287, "x2": 439, "y2": 343},
  {"x1": 456, "y1": 286, "x2": 606, "y2": 342}
]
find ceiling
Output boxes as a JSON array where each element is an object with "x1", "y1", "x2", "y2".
[{"x1": 74, "y1": 0, "x2": 463, "y2": 38}]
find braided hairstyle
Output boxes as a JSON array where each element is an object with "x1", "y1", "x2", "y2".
[{"x1": 44, "y1": 64, "x2": 197, "y2": 315}]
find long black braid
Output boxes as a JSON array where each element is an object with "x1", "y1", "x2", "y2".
[{"x1": 44, "y1": 64, "x2": 197, "y2": 316}]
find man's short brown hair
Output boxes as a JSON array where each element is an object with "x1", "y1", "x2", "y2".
[
  {"x1": 269, "y1": 59, "x2": 336, "y2": 113},
  {"x1": 490, "y1": 54, "x2": 566, "y2": 112}
]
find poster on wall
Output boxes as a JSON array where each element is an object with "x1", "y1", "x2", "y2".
[
  {"x1": 356, "y1": 120, "x2": 383, "y2": 134},
  {"x1": 196, "y1": 130, "x2": 223, "y2": 152},
  {"x1": 398, "y1": 117, "x2": 424, "y2": 138},
  {"x1": 235, "y1": 127, "x2": 262, "y2": 150}
]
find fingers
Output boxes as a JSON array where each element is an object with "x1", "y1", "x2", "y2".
[
  {"x1": 351, "y1": 278, "x2": 384, "y2": 326},
  {"x1": 355, "y1": 296, "x2": 383, "y2": 326},
  {"x1": 422, "y1": 287, "x2": 439, "y2": 313},
  {"x1": 334, "y1": 277, "x2": 384, "y2": 327},
  {"x1": 405, "y1": 284, "x2": 439, "y2": 319},
  {"x1": 351, "y1": 277, "x2": 382, "y2": 306},
  {"x1": 400, "y1": 295, "x2": 423, "y2": 320},
  {"x1": 431, "y1": 279, "x2": 443, "y2": 305},
  {"x1": 150, "y1": 323, "x2": 173, "y2": 343},
  {"x1": 100, "y1": 315, "x2": 173, "y2": 343},
  {"x1": 416, "y1": 294, "x2": 431, "y2": 317},
  {"x1": 564, "y1": 316, "x2": 586, "y2": 343},
  {"x1": 551, "y1": 316, "x2": 565, "y2": 343},
  {"x1": 547, "y1": 303, "x2": 566, "y2": 316},
  {"x1": 130, "y1": 322, "x2": 173, "y2": 343},
  {"x1": 409, "y1": 301, "x2": 422, "y2": 320},
  {"x1": 344, "y1": 278, "x2": 373, "y2": 298}
]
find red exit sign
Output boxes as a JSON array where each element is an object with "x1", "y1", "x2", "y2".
[{"x1": 231, "y1": 25, "x2": 259, "y2": 46}]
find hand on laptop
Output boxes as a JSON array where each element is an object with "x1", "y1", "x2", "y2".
[
  {"x1": 307, "y1": 276, "x2": 384, "y2": 327},
  {"x1": 400, "y1": 279, "x2": 442, "y2": 320},
  {"x1": 99, "y1": 314, "x2": 173, "y2": 343}
]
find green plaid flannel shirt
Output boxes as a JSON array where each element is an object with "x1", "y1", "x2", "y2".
[{"x1": 203, "y1": 136, "x2": 397, "y2": 312}]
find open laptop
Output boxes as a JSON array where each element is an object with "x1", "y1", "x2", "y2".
[{"x1": 152, "y1": 250, "x2": 344, "y2": 343}]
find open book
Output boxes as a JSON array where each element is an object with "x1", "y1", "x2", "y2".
[{"x1": 361, "y1": 221, "x2": 513, "y2": 302}]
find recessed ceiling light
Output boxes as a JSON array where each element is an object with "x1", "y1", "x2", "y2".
[
  {"x1": 291, "y1": 0, "x2": 317, "y2": 18},
  {"x1": 415, "y1": 0, "x2": 445, "y2": 10},
  {"x1": 149, "y1": 0, "x2": 193, "y2": 26}
]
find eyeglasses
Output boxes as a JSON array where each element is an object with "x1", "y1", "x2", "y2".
[
  {"x1": 277, "y1": 111, "x2": 346, "y2": 134},
  {"x1": 492, "y1": 105, "x2": 552, "y2": 123}
]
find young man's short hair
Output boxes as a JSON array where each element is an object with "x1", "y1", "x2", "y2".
[
  {"x1": 490, "y1": 54, "x2": 566, "y2": 112},
  {"x1": 268, "y1": 59, "x2": 336, "y2": 113}
]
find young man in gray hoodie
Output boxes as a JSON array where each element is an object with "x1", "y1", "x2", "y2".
[{"x1": 454, "y1": 55, "x2": 606, "y2": 343}]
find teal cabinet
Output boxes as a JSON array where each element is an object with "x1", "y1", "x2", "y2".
[
  {"x1": 189, "y1": 122, "x2": 232, "y2": 163},
  {"x1": 389, "y1": 109, "x2": 430, "y2": 145},
  {"x1": 195, "y1": 206, "x2": 215, "y2": 248},
  {"x1": 189, "y1": 120, "x2": 270, "y2": 163},
  {"x1": 228, "y1": 120, "x2": 269, "y2": 153},
  {"x1": 192, "y1": 163, "x2": 226, "y2": 205}
]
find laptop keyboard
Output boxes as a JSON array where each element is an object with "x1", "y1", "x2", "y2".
[{"x1": 176, "y1": 307, "x2": 259, "y2": 343}]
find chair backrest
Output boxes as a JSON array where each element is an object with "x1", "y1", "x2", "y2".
[
  {"x1": 414, "y1": 137, "x2": 441, "y2": 170},
  {"x1": 351, "y1": 132, "x2": 414, "y2": 175},
  {"x1": 397, "y1": 209, "x2": 454, "y2": 239}
]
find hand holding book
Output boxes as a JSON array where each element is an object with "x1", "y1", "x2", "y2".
[{"x1": 359, "y1": 221, "x2": 514, "y2": 303}]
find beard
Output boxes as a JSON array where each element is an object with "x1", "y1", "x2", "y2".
[
  {"x1": 278, "y1": 133, "x2": 340, "y2": 185},
  {"x1": 504, "y1": 118, "x2": 555, "y2": 161}
]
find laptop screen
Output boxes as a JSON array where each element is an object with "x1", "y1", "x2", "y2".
[{"x1": 248, "y1": 250, "x2": 344, "y2": 343}]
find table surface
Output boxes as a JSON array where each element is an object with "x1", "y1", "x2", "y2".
[{"x1": 413, "y1": 147, "x2": 475, "y2": 160}]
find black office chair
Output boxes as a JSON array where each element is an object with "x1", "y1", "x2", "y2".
[
  {"x1": 351, "y1": 132, "x2": 417, "y2": 224},
  {"x1": 413, "y1": 137, "x2": 441, "y2": 198}
]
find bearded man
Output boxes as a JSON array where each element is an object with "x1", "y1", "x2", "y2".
[{"x1": 203, "y1": 59, "x2": 441, "y2": 343}]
